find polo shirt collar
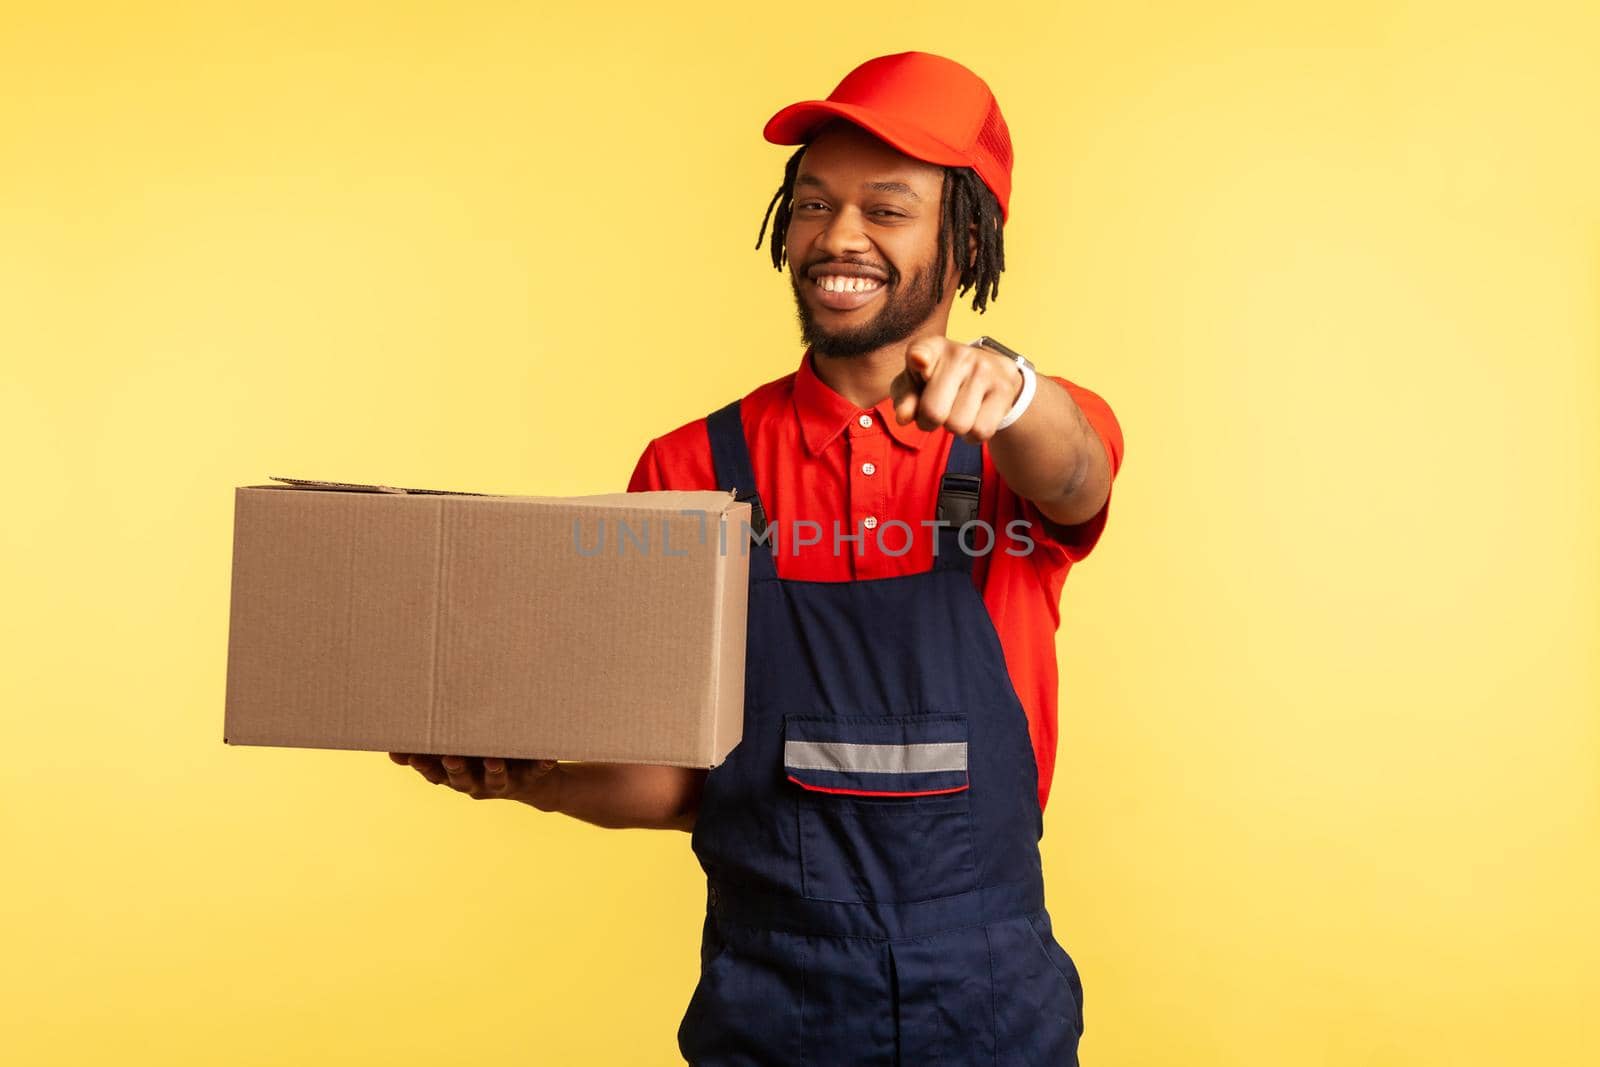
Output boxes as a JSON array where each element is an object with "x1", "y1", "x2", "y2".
[{"x1": 792, "y1": 346, "x2": 935, "y2": 454}]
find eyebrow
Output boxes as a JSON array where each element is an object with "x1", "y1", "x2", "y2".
[{"x1": 794, "y1": 173, "x2": 923, "y2": 201}]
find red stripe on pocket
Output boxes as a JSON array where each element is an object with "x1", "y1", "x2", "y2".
[{"x1": 784, "y1": 774, "x2": 970, "y2": 798}]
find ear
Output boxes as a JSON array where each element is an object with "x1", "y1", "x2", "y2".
[{"x1": 966, "y1": 222, "x2": 979, "y2": 270}]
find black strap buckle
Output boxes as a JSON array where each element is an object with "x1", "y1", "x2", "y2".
[
  {"x1": 732, "y1": 488, "x2": 768, "y2": 538},
  {"x1": 936, "y1": 473, "x2": 981, "y2": 528}
]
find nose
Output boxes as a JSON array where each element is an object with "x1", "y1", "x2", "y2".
[{"x1": 812, "y1": 205, "x2": 871, "y2": 259}]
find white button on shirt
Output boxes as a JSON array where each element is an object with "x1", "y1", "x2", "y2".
[
  {"x1": 860, "y1": 462, "x2": 876, "y2": 476},
  {"x1": 857, "y1": 414, "x2": 873, "y2": 428},
  {"x1": 863, "y1": 516, "x2": 879, "y2": 530}
]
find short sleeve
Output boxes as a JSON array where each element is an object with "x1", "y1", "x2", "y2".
[
  {"x1": 625, "y1": 420, "x2": 718, "y2": 493},
  {"x1": 626, "y1": 438, "x2": 665, "y2": 492},
  {"x1": 1027, "y1": 379, "x2": 1124, "y2": 563}
]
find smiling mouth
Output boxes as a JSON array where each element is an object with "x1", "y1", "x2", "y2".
[{"x1": 809, "y1": 273, "x2": 886, "y2": 311}]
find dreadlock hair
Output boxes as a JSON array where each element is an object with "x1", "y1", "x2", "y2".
[{"x1": 754, "y1": 142, "x2": 1007, "y2": 314}]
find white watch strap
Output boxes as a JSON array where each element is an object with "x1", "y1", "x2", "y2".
[{"x1": 995, "y1": 357, "x2": 1037, "y2": 431}]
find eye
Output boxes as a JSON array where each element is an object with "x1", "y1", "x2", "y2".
[
  {"x1": 796, "y1": 201, "x2": 828, "y2": 212},
  {"x1": 871, "y1": 210, "x2": 906, "y2": 218}
]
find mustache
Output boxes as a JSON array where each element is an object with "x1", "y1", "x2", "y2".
[{"x1": 799, "y1": 260, "x2": 898, "y2": 285}]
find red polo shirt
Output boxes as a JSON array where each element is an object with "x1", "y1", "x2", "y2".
[{"x1": 627, "y1": 348, "x2": 1124, "y2": 813}]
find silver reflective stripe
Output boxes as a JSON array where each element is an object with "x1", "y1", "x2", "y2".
[{"x1": 783, "y1": 740, "x2": 968, "y2": 775}]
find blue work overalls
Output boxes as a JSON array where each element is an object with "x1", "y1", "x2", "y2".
[{"x1": 677, "y1": 399, "x2": 1085, "y2": 1066}]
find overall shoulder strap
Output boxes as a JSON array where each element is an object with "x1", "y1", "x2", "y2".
[
  {"x1": 935, "y1": 435, "x2": 984, "y2": 572},
  {"x1": 705, "y1": 400, "x2": 777, "y2": 580}
]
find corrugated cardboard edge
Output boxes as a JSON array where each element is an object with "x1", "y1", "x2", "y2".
[
  {"x1": 705, "y1": 502, "x2": 752, "y2": 767},
  {"x1": 222, "y1": 486, "x2": 247, "y2": 745}
]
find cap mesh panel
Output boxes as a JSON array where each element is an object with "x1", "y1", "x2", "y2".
[{"x1": 976, "y1": 99, "x2": 1013, "y2": 174}]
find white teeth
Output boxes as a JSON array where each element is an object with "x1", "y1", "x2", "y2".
[{"x1": 816, "y1": 275, "x2": 880, "y2": 293}]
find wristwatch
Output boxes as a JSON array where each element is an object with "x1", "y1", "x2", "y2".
[{"x1": 969, "y1": 336, "x2": 1037, "y2": 431}]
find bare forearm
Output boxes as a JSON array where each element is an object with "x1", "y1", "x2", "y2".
[
  {"x1": 521, "y1": 761, "x2": 704, "y2": 832},
  {"x1": 987, "y1": 374, "x2": 1110, "y2": 527}
]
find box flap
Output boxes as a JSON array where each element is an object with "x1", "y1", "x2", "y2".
[
  {"x1": 265, "y1": 475, "x2": 494, "y2": 496},
  {"x1": 509, "y1": 490, "x2": 739, "y2": 512},
  {"x1": 254, "y1": 480, "x2": 736, "y2": 511}
]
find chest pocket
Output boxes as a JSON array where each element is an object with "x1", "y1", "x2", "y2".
[{"x1": 784, "y1": 713, "x2": 978, "y2": 904}]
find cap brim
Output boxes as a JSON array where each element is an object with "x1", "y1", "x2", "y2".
[{"x1": 762, "y1": 100, "x2": 969, "y2": 168}]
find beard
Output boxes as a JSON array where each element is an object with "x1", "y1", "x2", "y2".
[{"x1": 790, "y1": 254, "x2": 941, "y2": 358}]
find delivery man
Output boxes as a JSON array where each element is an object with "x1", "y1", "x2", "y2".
[{"x1": 391, "y1": 50, "x2": 1123, "y2": 1065}]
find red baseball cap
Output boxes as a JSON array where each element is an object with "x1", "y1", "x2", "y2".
[{"x1": 762, "y1": 51, "x2": 1014, "y2": 223}]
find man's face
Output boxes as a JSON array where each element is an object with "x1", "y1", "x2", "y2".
[{"x1": 785, "y1": 121, "x2": 954, "y2": 358}]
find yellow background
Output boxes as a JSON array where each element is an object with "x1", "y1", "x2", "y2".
[{"x1": 2, "y1": 1, "x2": 1596, "y2": 1063}]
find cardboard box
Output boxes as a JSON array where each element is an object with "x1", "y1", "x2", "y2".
[{"x1": 223, "y1": 477, "x2": 749, "y2": 767}]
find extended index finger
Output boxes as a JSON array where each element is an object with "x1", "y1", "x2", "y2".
[
  {"x1": 890, "y1": 371, "x2": 921, "y2": 425},
  {"x1": 903, "y1": 336, "x2": 945, "y2": 384}
]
